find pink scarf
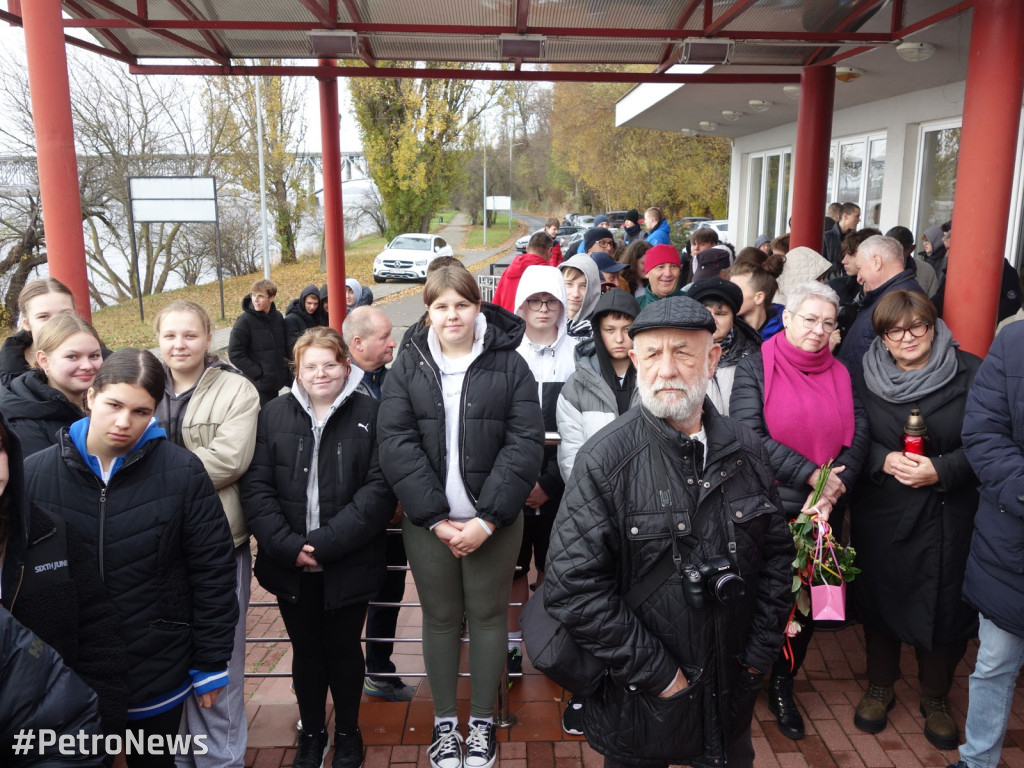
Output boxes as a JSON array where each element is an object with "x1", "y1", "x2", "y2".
[{"x1": 762, "y1": 332, "x2": 855, "y2": 466}]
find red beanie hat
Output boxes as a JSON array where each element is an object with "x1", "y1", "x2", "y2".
[{"x1": 643, "y1": 244, "x2": 681, "y2": 274}]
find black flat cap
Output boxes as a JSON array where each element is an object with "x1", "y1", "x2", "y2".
[
  {"x1": 687, "y1": 277, "x2": 743, "y2": 316},
  {"x1": 628, "y1": 295, "x2": 716, "y2": 338}
]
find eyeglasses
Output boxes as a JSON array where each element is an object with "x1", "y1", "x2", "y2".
[
  {"x1": 596, "y1": 239, "x2": 615, "y2": 248},
  {"x1": 525, "y1": 298, "x2": 561, "y2": 311},
  {"x1": 883, "y1": 321, "x2": 931, "y2": 342},
  {"x1": 300, "y1": 362, "x2": 347, "y2": 376},
  {"x1": 795, "y1": 312, "x2": 838, "y2": 333}
]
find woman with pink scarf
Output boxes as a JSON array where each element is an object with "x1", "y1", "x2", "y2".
[{"x1": 730, "y1": 280, "x2": 868, "y2": 743}]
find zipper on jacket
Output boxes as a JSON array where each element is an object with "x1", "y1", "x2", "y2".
[
  {"x1": 98, "y1": 486, "x2": 108, "y2": 581},
  {"x1": 335, "y1": 443, "x2": 343, "y2": 496},
  {"x1": 7, "y1": 566, "x2": 25, "y2": 611},
  {"x1": 294, "y1": 436, "x2": 306, "y2": 481},
  {"x1": 459, "y1": 368, "x2": 478, "y2": 505},
  {"x1": 410, "y1": 339, "x2": 449, "y2": 483}
]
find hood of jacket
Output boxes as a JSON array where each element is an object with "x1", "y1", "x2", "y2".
[
  {"x1": 0, "y1": 409, "x2": 30, "y2": 604},
  {"x1": 776, "y1": 247, "x2": 832, "y2": 306},
  {"x1": 289, "y1": 362, "x2": 364, "y2": 424},
  {"x1": 513, "y1": 265, "x2": 576, "y2": 385},
  {"x1": 1, "y1": 369, "x2": 82, "y2": 421},
  {"x1": 559, "y1": 253, "x2": 602, "y2": 324},
  {"x1": 0, "y1": 330, "x2": 32, "y2": 381},
  {"x1": 67, "y1": 416, "x2": 166, "y2": 483},
  {"x1": 286, "y1": 285, "x2": 323, "y2": 318},
  {"x1": 408, "y1": 300, "x2": 526, "y2": 355}
]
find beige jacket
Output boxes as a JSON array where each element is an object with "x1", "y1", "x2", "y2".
[{"x1": 181, "y1": 365, "x2": 261, "y2": 548}]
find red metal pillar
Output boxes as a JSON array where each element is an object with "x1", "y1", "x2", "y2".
[
  {"x1": 789, "y1": 66, "x2": 835, "y2": 252},
  {"x1": 317, "y1": 59, "x2": 346, "y2": 332},
  {"x1": 22, "y1": 0, "x2": 91, "y2": 320},
  {"x1": 945, "y1": 0, "x2": 1024, "y2": 356}
]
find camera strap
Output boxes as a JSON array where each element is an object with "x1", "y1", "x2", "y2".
[{"x1": 647, "y1": 437, "x2": 686, "y2": 576}]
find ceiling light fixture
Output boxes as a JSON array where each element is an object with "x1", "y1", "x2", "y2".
[
  {"x1": 681, "y1": 38, "x2": 733, "y2": 65},
  {"x1": 748, "y1": 99, "x2": 772, "y2": 113},
  {"x1": 896, "y1": 41, "x2": 936, "y2": 62},
  {"x1": 721, "y1": 110, "x2": 743, "y2": 122},
  {"x1": 783, "y1": 85, "x2": 801, "y2": 101},
  {"x1": 698, "y1": 121, "x2": 719, "y2": 132},
  {"x1": 835, "y1": 67, "x2": 863, "y2": 83},
  {"x1": 498, "y1": 34, "x2": 546, "y2": 59},
  {"x1": 308, "y1": 30, "x2": 360, "y2": 57}
]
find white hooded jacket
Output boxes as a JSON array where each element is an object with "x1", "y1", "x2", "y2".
[{"x1": 513, "y1": 265, "x2": 578, "y2": 411}]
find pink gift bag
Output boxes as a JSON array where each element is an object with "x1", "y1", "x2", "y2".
[{"x1": 810, "y1": 521, "x2": 847, "y2": 621}]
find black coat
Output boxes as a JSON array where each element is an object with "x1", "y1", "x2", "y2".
[
  {"x1": 0, "y1": 412, "x2": 126, "y2": 735},
  {"x1": 0, "y1": 330, "x2": 32, "y2": 389},
  {"x1": 240, "y1": 385, "x2": 396, "y2": 609},
  {"x1": 850, "y1": 349, "x2": 981, "y2": 648},
  {"x1": 837, "y1": 269, "x2": 925, "y2": 371},
  {"x1": 23, "y1": 431, "x2": 238, "y2": 708},
  {"x1": 228, "y1": 295, "x2": 290, "y2": 397},
  {"x1": 545, "y1": 405, "x2": 793, "y2": 765},
  {"x1": 962, "y1": 322, "x2": 1024, "y2": 637},
  {"x1": 0, "y1": 370, "x2": 86, "y2": 457},
  {"x1": 729, "y1": 351, "x2": 869, "y2": 515},
  {"x1": 378, "y1": 304, "x2": 544, "y2": 530},
  {"x1": 0, "y1": 607, "x2": 103, "y2": 767}
]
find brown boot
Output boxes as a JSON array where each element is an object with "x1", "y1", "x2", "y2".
[
  {"x1": 854, "y1": 683, "x2": 895, "y2": 733},
  {"x1": 920, "y1": 696, "x2": 959, "y2": 751}
]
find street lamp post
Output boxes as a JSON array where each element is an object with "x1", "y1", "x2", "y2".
[{"x1": 509, "y1": 141, "x2": 523, "y2": 231}]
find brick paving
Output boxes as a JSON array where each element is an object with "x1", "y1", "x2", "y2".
[{"x1": 240, "y1": 563, "x2": 1024, "y2": 768}]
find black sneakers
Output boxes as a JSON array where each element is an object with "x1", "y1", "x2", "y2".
[
  {"x1": 465, "y1": 720, "x2": 497, "y2": 768},
  {"x1": 332, "y1": 728, "x2": 363, "y2": 768},
  {"x1": 561, "y1": 696, "x2": 584, "y2": 736},
  {"x1": 294, "y1": 728, "x2": 330, "y2": 768},
  {"x1": 428, "y1": 721, "x2": 464, "y2": 768}
]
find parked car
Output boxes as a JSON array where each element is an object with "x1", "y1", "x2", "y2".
[
  {"x1": 672, "y1": 216, "x2": 712, "y2": 230},
  {"x1": 576, "y1": 215, "x2": 596, "y2": 228},
  {"x1": 372, "y1": 233, "x2": 455, "y2": 282},
  {"x1": 515, "y1": 225, "x2": 586, "y2": 253},
  {"x1": 605, "y1": 210, "x2": 631, "y2": 228},
  {"x1": 701, "y1": 219, "x2": 732, "y2": 244}
]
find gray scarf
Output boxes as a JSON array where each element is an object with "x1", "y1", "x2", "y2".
[{"x1": 862, "y1": 318, "x2": 959, "y2": 403}]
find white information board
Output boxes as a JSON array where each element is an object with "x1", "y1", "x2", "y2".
[
  {"x1": 129, "y1": 176, "x2": 217, "y2": 222},
  {"x1": 486, "y1": 195, "x2": 511, "y2": 210}
]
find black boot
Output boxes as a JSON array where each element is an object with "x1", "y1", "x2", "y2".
[{"x1": 768, "y1": 674, "x2": 805, "y2": 740}]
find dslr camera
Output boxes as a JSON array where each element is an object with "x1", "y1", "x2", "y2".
[{"x1": 682, "y1": 556, "x2": 746, "y2": 610}]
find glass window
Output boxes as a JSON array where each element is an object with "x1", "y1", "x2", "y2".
[
  {"x1": 837, "y1": 142, "x2": 865, "y2": 205},
  {"x1": 747, "y1": 156, "x2": 764, "y2": 244},
  {"x1": 780, "y1": 153, "x2": 792, "y2": 234},
  {"x1": 865, "y1": 138, "x2": 886, "y2": 229},
  {"x1": 915, "y1": 126, "x2": 960, "y2": 239},
  {"x1": 765, "y1": 155, "x2": 781, "y2": 240}
]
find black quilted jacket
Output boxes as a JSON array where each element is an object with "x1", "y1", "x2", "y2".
[
  {"x1": 545, "y1": 404, "x2": 793, "y2": 766},
  {"x1": 23, "y1": 432, "x2": 237, "y2": 708},
  {"x1": 377, "y1": 304, "x2": 544, "y2": 530}
]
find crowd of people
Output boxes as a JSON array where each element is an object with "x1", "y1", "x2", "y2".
[{"x1": 1, "y1": 201, "x2": 1022, "y2": 768}]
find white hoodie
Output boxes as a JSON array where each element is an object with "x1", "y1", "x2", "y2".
[{"x1": 513, "y1": 265, "x2": 578, "y2": 409}]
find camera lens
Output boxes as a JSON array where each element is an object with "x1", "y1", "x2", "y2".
[{"x1": 707, "y1": 572, "x2": 746, "y2": 605}]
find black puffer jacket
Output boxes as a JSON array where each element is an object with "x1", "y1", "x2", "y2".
[
  {"x1": 378, "y1": 304, "x2": 544, "y2": 530},
  {"x1": 0, "y1": 411, "x2": 126, "y2": 735},
  {"x1": 729, "y1": 351, "x2": 869, "y2": 515},
  {"x1": 0, "y1": 330, "x2": 32, "y2": 390},
  {"x1": 283, "y1": 285, "x2": 329, "y2": 356},
  {"x1": 0, "y1": 370, "x2": 86, "y2": 457},
  {"x1": 545, "y1": 405, "x2": 793, "y2": 766},
  {"x1": 23, "y1": 428, "x2": 237, "y2": 709},
  {"x1": 240, "y1": 379, "x2": 396, "y2": 609},
  {"x1": 0, "y1": 607, "x2": 103, "y2": 767},
  {"x1": 228, "y1": 295, "x2": 290, "y2": 397}
]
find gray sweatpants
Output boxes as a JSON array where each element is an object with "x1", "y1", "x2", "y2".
[{"x1": 403, "y1": 513, "x2": 523, "y2": 719}]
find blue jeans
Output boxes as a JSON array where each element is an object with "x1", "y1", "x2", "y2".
[{"x1": 960, "y1": 615, "x2": 1024, "y2": 768}]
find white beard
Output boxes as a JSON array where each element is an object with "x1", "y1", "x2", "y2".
[{"x1": 638, "y1": 375, "x2": 708, "y2": 424}]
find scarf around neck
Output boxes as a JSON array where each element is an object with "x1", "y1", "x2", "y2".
[
  {"x1": 762, "y1": 331, "x2": 855, "y2": 466},
  {"x1": 861, "y1": 318, "x2": 959, "y2": 404}
]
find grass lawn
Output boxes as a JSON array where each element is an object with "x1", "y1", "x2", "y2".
[{"x1": 464, "y1": 213, "x2": 517, "y2": 249}]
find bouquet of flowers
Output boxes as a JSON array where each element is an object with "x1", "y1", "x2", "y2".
[{"x1": 786, "y1": 460, "x2": 860, "y2": 636}]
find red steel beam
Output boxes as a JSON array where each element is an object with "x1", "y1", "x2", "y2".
[
  {"x1": 814, "y1": 45, "x2": 873, "y2": 68},
  {"x1": 805, "y1": 0, "x2": 887, "y2": 66},
  {"x1": 704, "y1": 0, "x2": 760, "y2": 37},
  {"x1": 789, "y1": 66, "x2": 835, "y2": 252},
  {"x1": 1, "y1": 7, "x2": 137, "y2": 64},
  {"x1": 77, "y1": 0, "x2": 230, "y2": 64},
  {"x1": 890, "y1": 0, "x2": 905, "y2": 37},
  {"x1": 64, "y1": 0, "x2": 134, "y2": 58},
  {"x1": 655, "y1": 0, "x2": 703, "y2": 74},
  {"x1": 515, "y1": 0, "x2": 530, "y2": 34},
  {"x1": 128, "y1": 62, "x2": 802, "y2": 84},
  {"x1": 894, "y1": 0, "x2": 972, "y2": 38},
  {"x1": 338, "y1": 0, "x2": 379, "y2": 69},
  {"x1": 165, "y1": 0, "x2": 231, "y2": 60}
]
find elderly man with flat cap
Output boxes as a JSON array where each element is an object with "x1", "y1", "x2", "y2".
[{"x1": 545, "y1": 296, "x2": 793, "y2": 768}]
